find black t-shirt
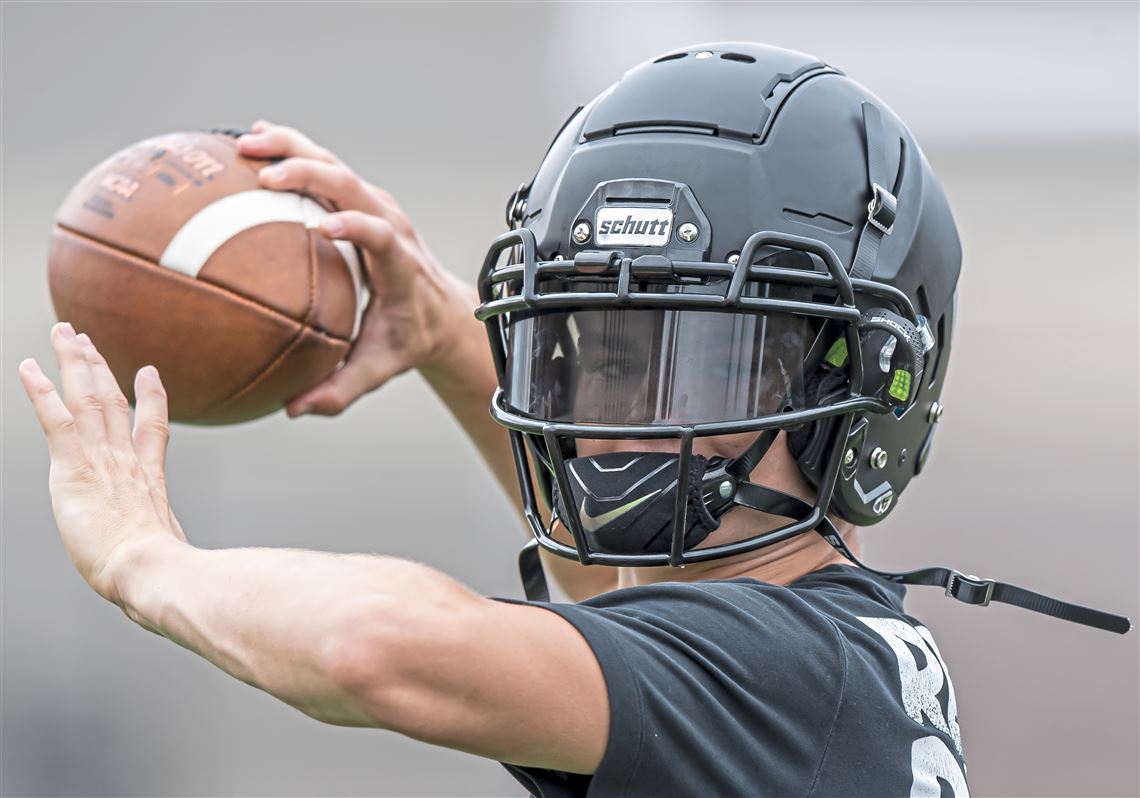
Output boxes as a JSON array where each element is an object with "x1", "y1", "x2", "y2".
[{"x1": 502, "y1": 565, "x2": 968, "y2": 798}]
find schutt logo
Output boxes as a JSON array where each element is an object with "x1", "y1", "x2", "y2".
[{"x1": 594, "y1": 207, "x2": 673, "y2": 247}]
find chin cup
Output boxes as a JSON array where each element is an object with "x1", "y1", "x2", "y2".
[{"x1": 551, "y1": 451, "x2": 727, "y2": 556}]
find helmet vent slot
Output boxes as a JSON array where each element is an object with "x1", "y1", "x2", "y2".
[
  {"x1": 781, "y1": 208, "x2": 854, "y2": 234},
  {"x1": 654, "y1": 52, "x2": 687, "y2": 63},
  {"x1": 606, "y1": 196, "x2": 672, "y2": 204},
  {"x1": 927, "y1": 311, "x2": 949, "y2": 389},
  {"x1": 721, "y1": 52, "x2": 756, "y2": 63}
]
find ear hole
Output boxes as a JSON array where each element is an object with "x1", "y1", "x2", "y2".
[
  {"x1": 927, "y1": 312, "x2": 948, "y2": 388},
  {"x1": 916, "y1": 284, "x2": 931, "y2": 318},
  {"x1": 786, "y1": 422, "x2": 814, "y2": 459}
]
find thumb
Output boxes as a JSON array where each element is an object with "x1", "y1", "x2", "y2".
[{"x1": 285, "y1": 347, "x2": 406, "y2": 417}]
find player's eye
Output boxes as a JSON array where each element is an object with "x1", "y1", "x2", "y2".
[{"x1": 584, "y1": 352, "x2": 643, "y2": 380}]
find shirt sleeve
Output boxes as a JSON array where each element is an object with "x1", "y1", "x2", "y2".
[{"x1": 501, "y1": 580, "x2": 849, "y2": 797}]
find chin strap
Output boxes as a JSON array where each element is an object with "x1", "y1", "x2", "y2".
[
  {"x1": 519, "y1": 539, "x2": 551, "y2": 602},
  {"x1": 726, "y1": 430, "x2": 779, "y2": 482},
  {"x1": 732, "y1": 483, "x2": 1133, "y2": 635},
  {"x1": 516, "y1": 474, "x2": 1132, "y2": 635}
]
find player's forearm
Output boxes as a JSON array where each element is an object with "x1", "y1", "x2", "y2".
[
  {"x1": 415, "y1": 274, "x2": 618, "y2": 601},
  {"x1": 111, "y1": 538, "x2": 460, "y2": 727},
  {"x1": 416, "y1": 273, "x2": 523, "y2": 504}
]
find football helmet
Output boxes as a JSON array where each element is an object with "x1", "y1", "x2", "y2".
[{"x1": 476, "y1": 43, "x2": 1129, "y2": 633}]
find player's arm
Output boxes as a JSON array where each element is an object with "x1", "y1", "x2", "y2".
[
  {"x1": 118, "y1": 544, "x2": 609, "y2": 771},
  {"x1": 237, "y1": 123, "x2": 617, "y2": 602},
  {"x1": 17, "y1": 326, "x2": 608, "y2": 773}
]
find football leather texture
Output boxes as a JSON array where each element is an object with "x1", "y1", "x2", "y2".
[{"x1": 49, "y1": 131, "x2": 366, "y2": 424}]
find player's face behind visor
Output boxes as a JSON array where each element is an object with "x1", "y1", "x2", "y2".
[
  {"x1": 504, "y1": 302, "x2": 809, "y2": 427},
  {"x1": 502, "y1": 291, "x2": 820, "y2": 558}
]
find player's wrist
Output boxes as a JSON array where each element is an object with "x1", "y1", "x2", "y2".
[
  {"x1": 414, "y1": 269, "x2": 487, "y2": 378},
  {"x1": 105, "y1": 535, "x2": 193, "y2": 624}
]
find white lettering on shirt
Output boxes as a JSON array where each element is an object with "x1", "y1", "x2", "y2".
[{"x1": 859, "y1": 616, "x2": 969, "y2": 797}]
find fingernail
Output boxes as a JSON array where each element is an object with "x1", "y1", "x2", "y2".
[
  {"x1": 238, "y1": 133, "x2": 263, "y2": 148},
  {"x1": 287, "y1": 403, "x2": 312, "y2": 418},
  {"x1": 140, "y1": 365, "x2": 159, "y2": 380},
  {"x1": 58, "y1": 322, "x2": 75, "y2": 339},
  {"x1": 321, "y1": 217, "x2": 345, "y2": 237},
  {"x1": 76, "y1": 333, "x2": 93, "y2": 348},
  {"x1": 260, "y1": 165, "x2": 283, "y2": 182},
  {"x1": 19, "y1": 358, "x2": 42, "y2": 376}
]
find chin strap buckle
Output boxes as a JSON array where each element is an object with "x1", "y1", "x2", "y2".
[
  {"x1": 867, "y1": 183, "x2": 897, "y2": 235},
  {"x1": 945, "y1": 570, "x2": 995, "y2": 607},
  {"x1": 505, "y1": 181, "x2": 530, "y2": 229}
]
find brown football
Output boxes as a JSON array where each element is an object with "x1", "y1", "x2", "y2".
[{"x1": 48, "y1": 130, "x2": 365, "y2": 424}]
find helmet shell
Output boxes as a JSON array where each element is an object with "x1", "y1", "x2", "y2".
[
  {"x1": 525, "y1": 43, "x2": 960, "y2": 312},
  {"x1": 507, "y1": 41, "x2": 963, "y2": 527}
]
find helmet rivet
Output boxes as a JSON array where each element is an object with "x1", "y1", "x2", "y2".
[
  {"x1": 695, "y1": 51, "x2": 715, "y2": 59},
  {"x1": 572, "y1": 222, "x2": 592, "y2": 244},
  {"x1": 843, "y1": 448, "x2": 856, "y2": 467},
  {"x1": 718, "y1": 480, "x2": 734, "y2": 499},
  {"x1": 928, "y1": 402, "x2": 944, "y2": 423},
  {"x1": 870, "y1": 447, "x2": 889, "y2": 470},
  {"x1": 552, "y1": 253, "x2": 564, "y2": 261},
  {"x1": 678, "y1": 223, "x2": 699, "y2": 243},
  {"x1": 727, "y1": 252, "x2": 740, "y2": 265}
]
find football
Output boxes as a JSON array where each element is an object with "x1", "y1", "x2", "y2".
[{"x1": 48, "y1": 130, "x2": 366, "y2": 424}]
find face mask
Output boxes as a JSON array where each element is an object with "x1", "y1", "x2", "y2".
[{"x1": 551, "y1": 451, "x2": 722, "y2": 555}]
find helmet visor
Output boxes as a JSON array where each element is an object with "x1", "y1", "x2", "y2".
[{"x1": 504, "y1": 308, "x2": 809, "y2": 425}]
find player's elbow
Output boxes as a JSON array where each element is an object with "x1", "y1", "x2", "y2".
[
  {"x1": 312, "y1": 603, "x2": 392, "y2": 727},
  {"x1": 318, "y1": 577, "x2": 484, "y2": 736}
]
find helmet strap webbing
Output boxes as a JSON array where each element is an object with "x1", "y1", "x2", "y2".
[
  {"x1": 518, "y1": 539, "x2": 551, "y2": 603},
  {"x1": 730, "y1": 482, "x2": 1132, "y2": 635},
  {"x1": 851, "y1": 101, "x2": 901, "y2": 281},
  {"x1": 516, "y1": 488, "x2": 1131, "y2": 634},
  {"x1": 725, "y1": 430, "x2": 779, "y2": 482}
]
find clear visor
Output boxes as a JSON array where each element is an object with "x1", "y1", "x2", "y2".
[{"x1": 505, "y1": 308, "x2": 809, "y2": 425}]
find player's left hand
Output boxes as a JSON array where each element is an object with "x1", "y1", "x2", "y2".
[{"x1": 18, "y1": 322, "x2": 188, "y2": 606}]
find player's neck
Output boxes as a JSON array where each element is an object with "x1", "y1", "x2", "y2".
[{"x1": 616, "y1": 527, "x2": 861, "y2": 589}]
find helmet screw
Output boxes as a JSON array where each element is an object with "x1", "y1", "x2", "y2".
[
  {"x1": 678, "y1": 223, "x2": 699, "y2": 243},
  {"x1": 870, "y1": 447, "x2": 889, "y2": 470},
  {"x1": 843, "y1": 448, "x2": 856, "y2": 467},
  {"x1": 727, "y1": 252, "x2": 741, "y2": 265},
  {"x1": 928, "y1": 402, "x2": 944, "y2": 423},
  {"x1": 552, "y1": 253, "x2": 564, "y2": 261},
  {"x1": 572, "y1": 222, "x2": 592, "y2": 244},
  {"x1": 718, "y1": 479, "x2": 734, "y2": 499}
]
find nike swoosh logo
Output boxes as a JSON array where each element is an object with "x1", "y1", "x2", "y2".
[{"x1": 579, "y1": 491, "x2": 660, "y2": 533}]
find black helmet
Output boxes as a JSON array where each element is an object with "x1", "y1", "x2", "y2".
[{"x1": 477, "y1": 42, "x2": 1129, "y2": 634}]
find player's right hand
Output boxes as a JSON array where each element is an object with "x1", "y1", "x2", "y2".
[{"x1": 238, "y1": 121, "x2": 461, "y2": 417}]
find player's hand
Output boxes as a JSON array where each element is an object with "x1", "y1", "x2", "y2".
[
  {"x1": 18, "y1": 323, "x2": 188, "y2": 606},
  {"x1": 238, "y1": 120, "x2": 459, "y2": 417}
]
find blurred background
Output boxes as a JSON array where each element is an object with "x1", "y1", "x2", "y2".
[{"x1": 2, "y1": 2, "x2": 1137, "y2": 796}]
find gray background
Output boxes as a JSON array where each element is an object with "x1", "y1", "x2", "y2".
[{"x1": 2, "y1": 2, "x2": 1137, "y2": 796}]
